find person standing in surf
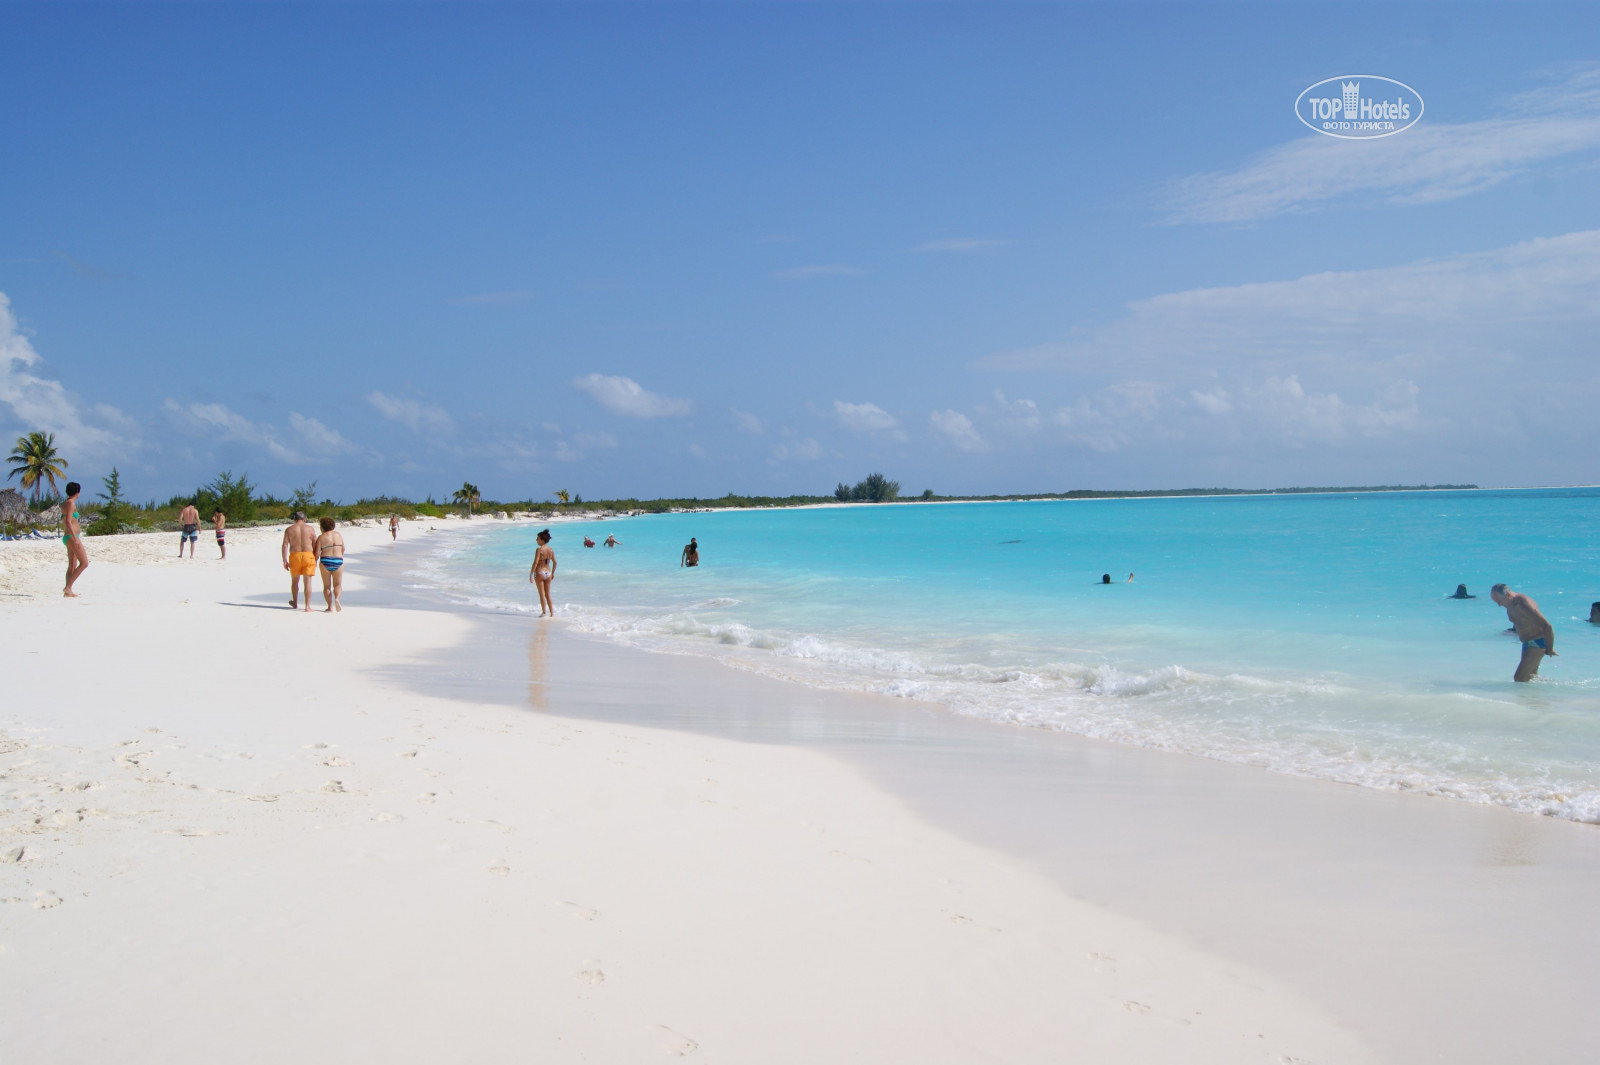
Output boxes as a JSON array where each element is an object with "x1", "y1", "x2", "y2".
[
  {"x1": 680, "y1": 537, "x2": 699, "y2": 568},
  {"x1": 1490, "y1": 583, "x2": 1556, "y2": 682},
  {"x1": 529, "y1": 529, "x2": 556, "y2": 617}
]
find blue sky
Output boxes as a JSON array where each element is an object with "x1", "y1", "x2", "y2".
[{"x1": 3, "y1": 2, "x2": 1598, "y2": 502}]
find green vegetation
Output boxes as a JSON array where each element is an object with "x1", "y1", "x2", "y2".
[
  {"x1": 452, "y1": 482, "x2": 482, "y2": 515},
  {"x1": 88, "y1": 467, "x2": 129, "y2": 535},
  {"x1": 834, "y1": 472, "x2": 900, "y2": 502},
  {"x1": 7, "y1": 431, "x2": 69, "y2": 503}
]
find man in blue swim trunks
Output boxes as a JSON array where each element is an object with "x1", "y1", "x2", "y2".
[{"x1": 1490, "y1": 583, "x2": 1556, "y2": 682}]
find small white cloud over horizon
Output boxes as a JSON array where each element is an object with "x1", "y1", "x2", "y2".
[
  {"x1": 929, "y1": 409, "x2": 988, "y2": 452},
  {"x1": 1162, "y1": 66, "x2": 1600, "y2": 223},
  {"x1": 367, "y1": 392, "x2": 455, "y2": 435},
  {"x1": 771, "y1": 436, "x2": 823, "y2": 462},
  {"x1": 730, "y1": 408, "x2": 764, "y2": 435},
  {"x1": 833, "y1": 400, "x2": 901, "y2": 435},
  {"x1": 572, "y1": 374, "x2": 693, "y2": 418}
]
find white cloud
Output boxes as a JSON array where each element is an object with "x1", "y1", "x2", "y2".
[
  {"x1": 1163, "y1": 66, "x2": 1600, "y2": 223},
  {"x1": 687, "y1": 443, "x2": 708, "y2": 459},
  {"x1": 730, "y1": 408, "x2": 764, "y2": 435},
  {"x1": 833, "y1": 400, "x2": 900, "y2": 435},
  {"x1": 164, "y1": 399, "x2": 257, "y2": 442},
  {"x1": 975, "y1": 229, "x2": 1600, "y2": 463},
  {"x1": 929, "y1": 409, "x2": 988, "y2": 452},
  {"x1": 287, "y1": 412, "x2": 360, "y2": 454},
  {"x1": 367, "y1": 392, "x2": 454, "y2": 434},
  {"x1": 911, "y1": 238, "x2": 1011, "y2": 253},
  {"x1": 773, "y1": 264, "x2": 865, "y2": 280},
  {"x1": 0, "y1": 293, "x2": 132, "y2": 464},
  {"x1": 771, "y1": 437, "x2": 823, "y2": 462},
  {"x1": 992, "y1": 390, "x2": 1041, "y2": 431},
  {"x1": 572, "y1": 374, "x2": 693, "y2": 418}
]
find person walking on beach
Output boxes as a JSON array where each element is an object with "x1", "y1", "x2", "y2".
[
  {"x1": 213, "y1": 508, "x2": 226, "y2": 559},
  {"x1": 316, "y1": 517, "x2": 345, "y2": 613},
  {"x1": 1490, "y1": 583, "x2": 1557, "y2": 682},
  {"x1": 282, "y1": 511, "x2": 319, "y2": 612},
  {"x1": 529, "y1": 529, "x2": 556, "y2": 617},
  {"x1": 178, "y1": 501, "x2": 200, "y2": 558},
  {"x1": 61, "y1": 481, "x2": 88, "y2": 597},
  {"x1": 389, "y1": 514, "x2": 399, "y2": 541},
  {"x1": 681, "y1": 537, "x2": 699, "y2": 568}
]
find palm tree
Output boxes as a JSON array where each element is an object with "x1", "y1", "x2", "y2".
[
  {"x1": 7, "y1": 431, "x2": 68, "y2": 504},
  {"x1": 452, "y1": 482, "x2": 481, "y2": 515},
  {"x1": 553, "y1": 489, "x2": 570, "y2": 505}
]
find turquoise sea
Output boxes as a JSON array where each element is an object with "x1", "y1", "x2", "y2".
[{"x1": 410, "y1": 489, "x2": 1600, "y2": 822}]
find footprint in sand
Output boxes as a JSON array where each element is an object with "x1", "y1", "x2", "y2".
[
  {"x1": 399, "y1": 749, "x2": 420, "y2": 759},
  {"x1": 563, "y1": 902, "x2": 599, "y2": 921},
  {"x1": 1123, "y1": 1000, "x2": 1151, "y2": 1015},
  {"x1": 574, "y1": 968, "x2": 605, "y2": 985},
  {"x1": 323, "y1": 756, "x2": 352, "y2": 768},
  {"x1": 371, "y1": 812, "x2": 404, "y2": 822},
  {"x1": 0, "y1": 740, "x2": 26, "y2": 755},
  {"x1": 322, "y1": 781, "x2": 346, "y2": 793},
  {"x1": 487, "y1": 861, "x2": 510, "y2": 876},
  {"x1": 33, "y1": 891, "x2": 62, "y2": 910},
  {"x1": 415, "y1": 793, "x2": 436, "y2": 805},
  {"x1": 1, "y1": 845, "x2": 27, "y2": 864},
  {"x1": 648, "y1": 1025, "x2": 699, "y2": 1056},
  {"x1": 1088, "y1": 951, "x2": 1117, "y2": 973}
]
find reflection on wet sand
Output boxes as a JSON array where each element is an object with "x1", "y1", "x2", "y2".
[{"x1": 527, "y1": 621, "x2": 549, "y2": 711}]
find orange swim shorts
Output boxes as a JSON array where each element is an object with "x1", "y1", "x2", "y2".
[{"x1": 289, "y1": 551, "x2": 317, "y2": 576}]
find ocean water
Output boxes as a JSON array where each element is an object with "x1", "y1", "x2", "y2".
[{"x1": 408, "y1": 490, "x2": 1600, "y2": 822}]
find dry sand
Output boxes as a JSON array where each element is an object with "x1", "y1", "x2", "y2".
[{"x1": 0, "y1": 520, "x2": 1377, "y2": 1063}]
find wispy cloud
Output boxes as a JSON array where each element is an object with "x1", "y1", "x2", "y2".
[
  {"x1": 450, "y1": 290, "x2": 535, "y2": 305},
  {"x1": 773, "y1": 264, "x2": 865, "y2": 280},
  {"x1": 367, "y1": 391, "x2": 455, "y2": 435},
  {"x1": 973, "y1": 228, "x2": 1600, "y2": 459},
  {"x1": 52, "y1": 251, "x2": 120, "y2": 280},
  {"x1": 1162, "y1": 66, "x2": 1600, "y2": 223},
  {"x1": 771, "y1": 436, "x2": 823, "y2": 462},
  {"x1": 929, "y1": 409, "x2": 988, "y2": 452},
  {"x1": 730, "y1": 408, "x2": 764, "y2": 435},
  {"x1": 911, "y1": 238, "x2": 1011, "y2": 253},
  {"x1": 165, "y1": 398, "x2": 363, "y2": 465},
  {"x1": 0, "y1": 292, "x2": 132, "y2": 463},
  {"x1": 572, "y1": 374, "x2": 693, "y2": 418}
]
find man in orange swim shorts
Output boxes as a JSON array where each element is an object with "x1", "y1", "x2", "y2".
[{"x1": 281, "y1": 511, "x2": 319, "y2": 612}]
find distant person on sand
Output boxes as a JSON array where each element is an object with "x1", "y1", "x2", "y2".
[
  {"x1": 213, "y1": 508, "x2": 226, "y2": 559},
  {"x1": 681, "y1": 537, "x2": 699, "y2": 567},
  {"x1": 61, "y1": 481, "x2": 87, "y2": 597},
  {"x1": 317, "y1": 517, "x2": 345, "y2": 613},
  {"x1": 1490, "y1": 583, "x2": 1557, "y2": 682},
  {"x1": 178, "y1": 501, "x2": 200, "y2": 558},
  {"x1": 529, "y1": 529, "x2": 556, "y2": 617},
  {"x1": 604, "y1": 534, "x2": 619, "y2": 547},
  {"x1": 282, "y1": 511, "x2": 319, "y2": 612},
  {"x1": 389, "y1": 514, "x2": 399, "y2": 541},
  {"x1": 1449, "y1": 584, "x2": 1475, "y2": 599}
]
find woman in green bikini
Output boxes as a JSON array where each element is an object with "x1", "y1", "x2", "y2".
[{"x1": 61, "y1": 481, "x2": 89, "y2": 597}]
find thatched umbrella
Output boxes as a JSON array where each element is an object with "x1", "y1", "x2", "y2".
[
  {"x1": 35, "y1": 503, "x2": 63, "y2": 526},
  {"x1": 0, "y1": 488, "x2": 30, "y2": 529}
]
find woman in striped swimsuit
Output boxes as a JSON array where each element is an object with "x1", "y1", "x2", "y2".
[{"x1": 316, "y1": 517, "x2": 346, "y2": 613}]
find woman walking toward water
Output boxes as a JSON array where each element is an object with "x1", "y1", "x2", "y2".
[
  {"x1": 529, "y1": 529, "x2": 556, "y2": 617},
  {"x1": 61, "y1": 481, "x2": 87, "y2": 597},
  {"x1": 317, "y1": 517, "x2": 345, "y2": 613}
]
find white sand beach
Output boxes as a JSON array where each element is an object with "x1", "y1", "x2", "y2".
[{"x1": 1, "y1": 521, "x2": 1595, "y2": 1062}]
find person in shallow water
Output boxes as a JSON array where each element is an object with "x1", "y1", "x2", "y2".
[
  {"x1": 681, "y1": 538, "x2": 699, "y2": 568},
  {"x1": 1449, "y1": 584, "x2": 1476, "y2": 599},
  {"x1": 1589, "y1": 602, "x2": 1600, "y2": 625},
  {"x1": 1490, "y1": 583, "x2": 1557, "y2": 682}
]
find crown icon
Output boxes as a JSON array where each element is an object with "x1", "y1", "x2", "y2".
[{"x1": 1341, "y1": 81, "x2": 1360, "y2": 96}]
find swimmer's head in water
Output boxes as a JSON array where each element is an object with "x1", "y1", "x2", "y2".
[
  {"x1": 1590, "y1": 602, "x2": 1600, "y2": 622},
  {"x1": 319, "y1": 517, "x2": 335, "y2": 532},
  {"x1": 65, "y1": 482, "x2": 80, "y2": 497},
  {"x1": 1101, "y1": 574, "x2": 1111, "y2": 584}
]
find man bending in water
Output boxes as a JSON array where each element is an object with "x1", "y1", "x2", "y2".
[{"x1": 1490, "y1": 583, "x2": 1557, "y2": 682}]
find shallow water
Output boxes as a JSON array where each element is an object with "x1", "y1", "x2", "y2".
[{"x1": 408, "y1": 490, "x2": 1600, "y2": 821}]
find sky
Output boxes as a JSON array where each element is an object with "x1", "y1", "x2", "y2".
[{"x1": 2, "y1": 1, "x2": 1598, "y2": 503}]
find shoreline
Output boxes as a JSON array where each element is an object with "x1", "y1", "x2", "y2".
[{"x1": 1, "y1": 518, "x2": 1378, "y2": 1063}]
